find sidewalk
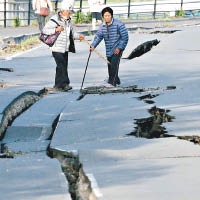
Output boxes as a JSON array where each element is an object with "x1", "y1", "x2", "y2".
[{"x1": 1, "y1": 16, "x2": 200, "y2": 41}]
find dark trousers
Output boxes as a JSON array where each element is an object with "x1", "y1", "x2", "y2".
[
  {"x1": 37, "y1": 15, "x2": 46, "y2": 31},
  {"x1": 52, "y1": 51, "x2": 70, "y2": 88},
  {"x1": 92, "y1": 12, "x2": 101, "y2": 20},
  {"x1": 107, "y1": 51, "x2": 123, "y2": 86}
]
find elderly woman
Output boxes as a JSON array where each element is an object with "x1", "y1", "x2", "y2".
[{"x1": 42, "y1": 0, "x2": 84, "y2": 91}]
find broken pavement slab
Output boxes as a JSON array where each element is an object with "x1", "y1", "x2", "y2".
[
  {"x1": 12, "y1": 92, "x2": 78, "y2": 127},
  {"x1": 51, "y1": 92, "x2": 149, "y2": 148},
  {"x1": 0, "y1": 153, "x2": 71, "y2": 200},
  {"x1": 0, "y1": 126, "x2": 51, "y2": 153},
  {"x1": 52, "y1": 131, "x2": 200, "y2": 200},
  {"x1": 80, "y1": 156, "x2": 200, "y2": 200}
]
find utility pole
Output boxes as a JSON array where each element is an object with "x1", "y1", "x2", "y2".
[
  {"x1": 181, "y1": 0, "x2": 183, "y2": 10},
  {"x1": 128, "y1": 0, "x2": 131, "y2": 18},
  {"x1": 153, "y1": 0, "x2": 157, "y2": 19},
  {"x1": 4, "y1": 0, "x2": 6, "y2": 28},
  {"x1": 80, "y1": 0, "x2": 82, "y2": 12},
  {"x1": 28, "y1": 0, "x2": 31, "y2": 25},
  {"x1": 55, "y1": 0, "x2": 58, "y2": 12}
]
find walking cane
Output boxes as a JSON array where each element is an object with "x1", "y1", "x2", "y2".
[
  {"x1": 80, "y1": 51, "x2": 92, "y2": 91},
  {"x1": 83, "y1": 38, "x2": 110, "y2": 64}
]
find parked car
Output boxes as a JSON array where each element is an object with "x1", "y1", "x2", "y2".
[
  {"x1": 184, "y1": 10, "x2": 193, "y2": 17},
  {"x1": 193, "y1": 10, "x2": 200, "y2": 16}
]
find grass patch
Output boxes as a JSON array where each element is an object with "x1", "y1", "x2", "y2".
[{"x1": 0, "y1": 36, "x2": 40, "y2": 57}]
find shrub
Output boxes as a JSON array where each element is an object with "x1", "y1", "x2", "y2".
[
  {"x1": 86, "y1": 12, "x2": 92, "y2": 23},
  {"x1": 13, "y1": 17, "x2": 21, "y2": 27},
  {"x1": 74, "y1": 10, "x2": 86, "y2": 24},
  {"x1": 73, "y1": 11, "x2": 92, "y2": 24},
  {"x1": 175, "y1": 8, "x2": 184, "y2": 17}
]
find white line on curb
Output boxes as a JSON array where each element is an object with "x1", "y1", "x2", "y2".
[{"x1": 87, "y1": 173, "x2": 103, "y2": 198}]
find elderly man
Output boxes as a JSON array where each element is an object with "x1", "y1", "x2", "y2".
[
  {"x1": 90, "y1": 7, "x2": 128, "y2": 87},
  {"x1": 42, "y1": 0, "x2": 84, "y2": 91}
]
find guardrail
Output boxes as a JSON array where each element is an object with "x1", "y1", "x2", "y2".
[{"x1": 0, "y1": 0, "x2": 200, "y2": 27}]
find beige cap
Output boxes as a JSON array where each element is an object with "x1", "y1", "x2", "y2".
[{"x1": 60, "y1": 0, "x2": 75, "y2": 13}]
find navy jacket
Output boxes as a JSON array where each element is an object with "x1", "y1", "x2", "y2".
[{"x1": 91, "y1": 18, "x2": 129, "y2": 57}]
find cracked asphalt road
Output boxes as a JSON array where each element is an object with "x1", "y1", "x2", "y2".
[{"x1": 1, "y1": 22, "x2": 200, "y2": 200}]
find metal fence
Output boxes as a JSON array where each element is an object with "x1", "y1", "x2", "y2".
[
  {"x1": 1, "y1": 0, "x2": 200, "y2": 27},
  {"x1": 0, "y1": 0, "x2": 34, "y2": 27}
]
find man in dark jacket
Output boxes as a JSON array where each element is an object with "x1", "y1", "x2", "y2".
[{"x1": 90, "y1": 7, "x2": 129, "y2": 87}]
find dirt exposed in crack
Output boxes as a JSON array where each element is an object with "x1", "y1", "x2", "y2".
[
  {"x1": 0, "y1": 67, "x2": 14, "y2": 72},
  {"x1": 137, "y1": 94, "x2": 159, "y2": 100},
  {"x1": 0, "y1": 82, "x2": 18, "y2": 89},
  {"x1": 48, "y1": 114, "x2": 61, "y2": 140},
  {"x1": 46, "y1": 113, "x2": 98, "y2": 200},
  {"x1": 47, "y1": 147, "x2": 98, "y2": 200},
  {"x1": 148, "y1": 30, "x2": 180, "y2": 34},
  {"x1": 0, "y1": 143, "x2": 13, "y2": 158},
  {"x1": 0, "y1": 86, "x2": 62, "y2": 140},
  {"x1": 78, "y1": 85, "x2": 176, "y2": 101},
  {"x1": 128, "y1": 106, "x2": 175, "y2": 138},
  {"x1": 178, "y1": 136, "x2": 200, "y2": 145},
  {"x1": 137, "y1": 93, "x2": 159, "y2": 104},
  {"x1": 0, "y1": 91, "x2": 40, "y2": 140}
]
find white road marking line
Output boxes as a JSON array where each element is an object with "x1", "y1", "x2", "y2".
[
  {"x1": 4, "y1": 45, "x2": 42, "y2": 61},
  {"x1": 87, "y1": 173, "x2": 103, "y2": 198}
]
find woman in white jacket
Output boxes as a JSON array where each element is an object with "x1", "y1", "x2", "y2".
[
  {"x1": 32, "y1": 0, "x2": 53, "y2": 31},
  {"x1": 42, "y1": 0, "x2": 84, "y2": 91}
]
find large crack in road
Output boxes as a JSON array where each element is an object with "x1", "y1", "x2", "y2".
[
  {"x1": 128, "y1": 89, "x2": 200, "y2": 147},
  {"x1": 0, "y1": 88, "x2": 98, "y2": 200},
  {"x1": 47, "y1": 147, "x2": 98, "y2": 200},
  {"x1": 128, "y1": 106, "x2": 175, "y2": 138},
  {"x1": 0, "y1": 83, "x2": 199, "y2": 199},
  {"x1": 1, "y1": 30, "x2": 197, "y2": 199}
]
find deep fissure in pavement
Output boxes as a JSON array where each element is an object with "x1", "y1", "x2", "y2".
[
  {"x1": 137, "y1": 93, "x2": 160, "y2": 104},
  {"x1": 47, "y1": 147, "x2": 98, "y2": 200},
  {"x1": 0, "y1": 87, "x2": 59, "y2": 140},
  {"x1": 78, "y1": 85, "x2": 176, "y2": 101},
  {"x1": 0, "y1": 67, "x2": 14, "y2": 72},
  {"x1": 46, "y1": 114, "x2": 97, "y2": 200},
  {"x1": 0, "y1": 99, "x2": 97, "y2": 200},
  {"x1": 0, "y1": 91, "x2": 40, "y2": 140},
  {"x1": 149, "y1": 30, "x2": 179, "y2": 34},
  {"x1": 128, "y1": 106, "x2": 175, "y2": 138},
  {"x1": 178, "y1": 136, "x2": 200, "y2": 145},
  {"x1": 0, "y1": 143, "x2": 14, "y2": 158},
  {"x1": 1, "y1": 83, "x2": 198, "y2": 198}
]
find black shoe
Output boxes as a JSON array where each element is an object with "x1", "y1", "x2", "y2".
[
  {"x1": 53, "y1": 85, "x2": 72, "y2": 91},
  {"x1": 62, "y1": 85, "x2": 72, "y2": 91}
]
